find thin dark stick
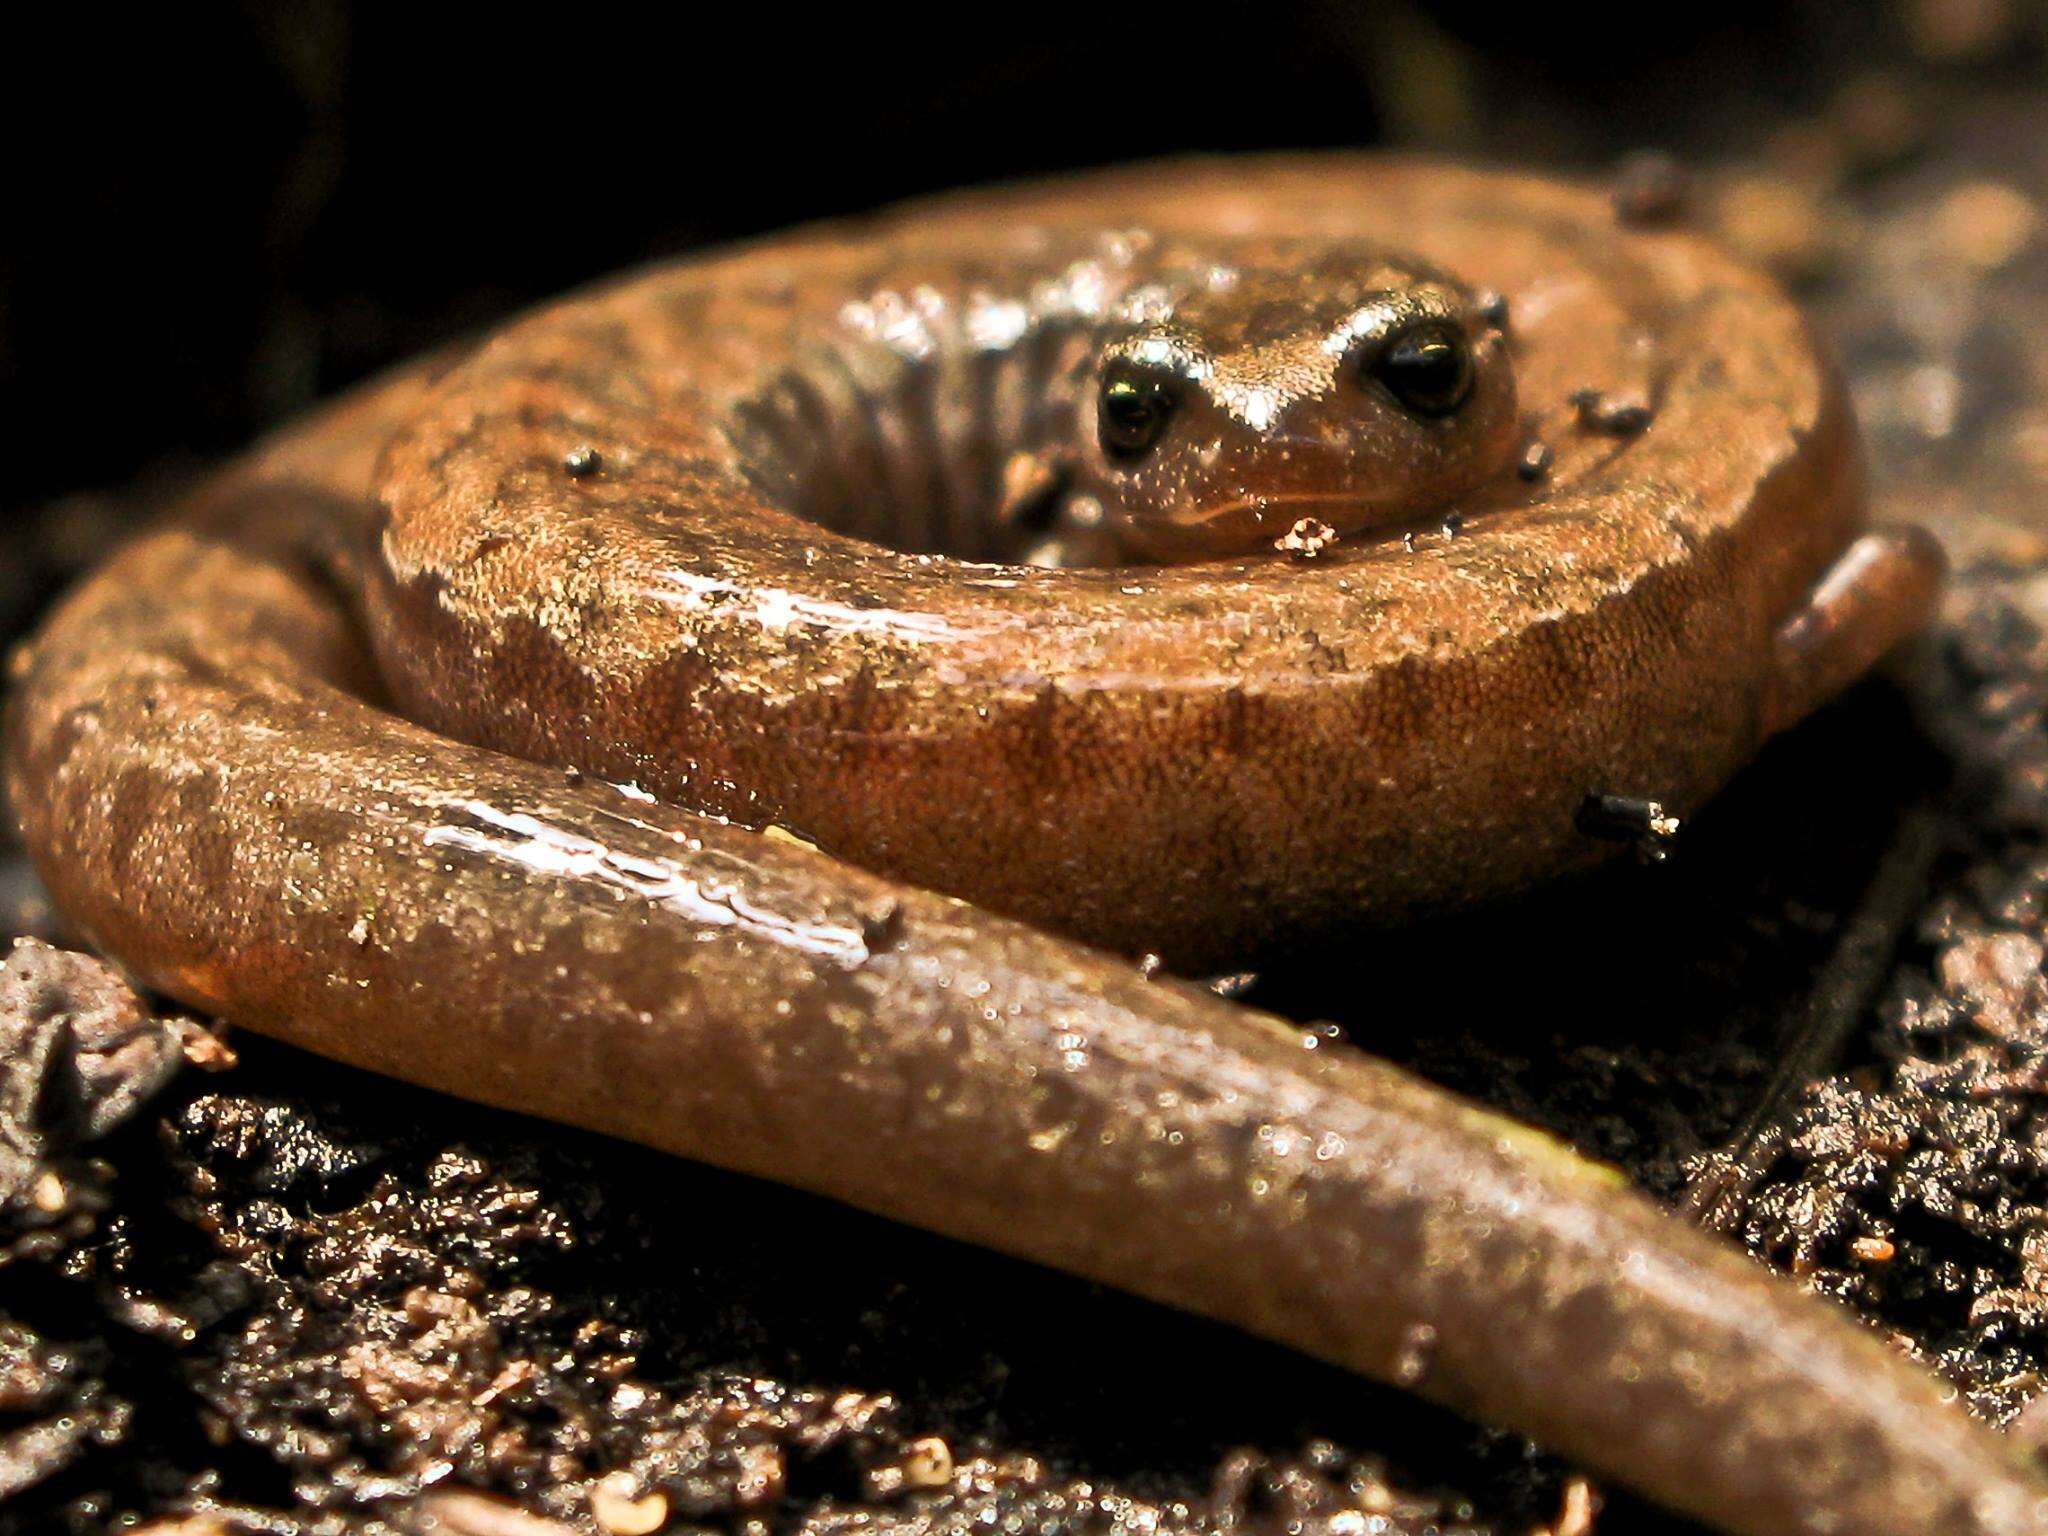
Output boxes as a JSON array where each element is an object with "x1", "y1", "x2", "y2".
[{"x1": 1682, "y1": 804, "x2": 1943, "y2": 1230}]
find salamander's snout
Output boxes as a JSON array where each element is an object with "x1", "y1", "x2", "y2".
[{"x1": 1088, "y1": 260, "x2": 1518, "y2": 562}]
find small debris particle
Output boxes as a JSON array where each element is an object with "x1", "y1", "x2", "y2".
[
  {"x1": 901, "y1": 1435, "x2": 955, "y2": 1489},
  {"x1": 174, "y1": 1020, "x2": 237, "y2": 1072},
  {"x1": 1205, "y1": 971, "x2": 1258, "y2": 999},
  {"x1": 1026, "y1": 1124, "x2": 1072, "y2": 1153},
  {"x1": 1062, "y1": 492, "x2": 1106, "y2": 531},
  {"x1": 865, "y1": 1436, "x2": 955, "y2": 1500},
  {"x1": 1612, "y1": 150, "x2": 1689, "y2": 225},
  {"x1": 1276, "y1": 517, "x2": 1338, "y2": 559},
  {"x1": 734, "y1": 1441, "x2": 787, "y2": 1506},
  {"x1": 860, "y1": 899, "x2": 906, "y2": 951},
  {"x1": 1475, "y1": 288, "x2": 1510, "y2": 330},
  {"x1": 1576, "y1": 793, "x2": 1681, "y2": 862},
  {"x1": 1555, "y1": 1476, "x2": 1602, "y2": 1536},
  {"x1": 1393, "y1": 1322, "x2": 1437, "y2": 1387},
  {"x1": 589, "y1": 1471, "x2": 668, "y2": 1535},
  {"x1": 472, "y1": 1359, "x2": 535, "y2": 1407},
  {"x1": 1136, "y1": 952, "x2": 1165, "y2": 980},
  {"x1": 564, "y1": 446, "x2": 603, "y2": 478},
  {"x1": 1439, "y1": 512, "x2": 1464, "y2": 539},
  {"x1": 1021, "y1": 534, "x2": 1067, "y2": 568},
  {"x1": 1518, "y1": 440, "x2": 1553, "y2": 481},
  {"x1": 1850, "y1": 1235, "x2": 1898, "y2": 1265},
  {"x1": 1570, "y1": 388, "x2": 1655, "y2": 438}
]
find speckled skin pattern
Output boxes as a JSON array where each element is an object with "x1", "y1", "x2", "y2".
[{"x1": 5, "y1": 157, "x2": 2003, "y2": 1536}]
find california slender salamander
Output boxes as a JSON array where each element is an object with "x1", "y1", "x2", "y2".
[{"x1": 11, "y1": 156, "x2": 2013, "y2": 1536}]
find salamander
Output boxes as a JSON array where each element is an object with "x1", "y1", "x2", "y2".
[{"x1": 10, "y1": 156, "x2": 2011, "y2": 1536}]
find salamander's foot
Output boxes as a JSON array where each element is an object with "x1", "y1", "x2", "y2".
[{"x1": 1763, "y1": 526, "x2": 1947, "y2": 738}]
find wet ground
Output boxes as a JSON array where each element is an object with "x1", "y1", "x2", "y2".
[{"x1": 8, "y1": 20, "x2": 2048, "y2": 1536}]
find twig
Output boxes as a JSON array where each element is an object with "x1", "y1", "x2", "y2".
[{"x1": 1681, "y1": 804, "x2": 1943, "y2": 1230}]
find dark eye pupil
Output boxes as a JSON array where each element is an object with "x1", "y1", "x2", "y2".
[
  {"x1": 1099, "y1": 372, "x2": 1174, "y2": 457},
  {"x1": 1370, "y1": 323, "x2": 1473, "y2": 416}
]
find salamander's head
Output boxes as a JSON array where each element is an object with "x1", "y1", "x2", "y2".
[{"x1": 1087, "y1": 250, "x2": 1517, "y2": 561}]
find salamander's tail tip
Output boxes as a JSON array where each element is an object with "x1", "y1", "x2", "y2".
[{"x1": 1763, "y1": 524, "x2": 1947, "y2": 739}]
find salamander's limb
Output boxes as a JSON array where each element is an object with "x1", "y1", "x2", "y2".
[{"x1": 1763, "y1": 526, "x2": 1947, "y2": 738}]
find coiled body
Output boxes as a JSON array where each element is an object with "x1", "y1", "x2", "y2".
[{"x1": 6, "y1": 157, "x2": 2001, "y2": 1536}]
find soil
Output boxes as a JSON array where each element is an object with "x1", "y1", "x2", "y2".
[{"x1": 7, "y1": 21, "x2": 2048, "y2": 1536}]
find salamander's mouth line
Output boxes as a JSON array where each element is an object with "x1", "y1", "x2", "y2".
[{"x1": 1171, "y1": 489, "x2": 1433, "y2": 532}]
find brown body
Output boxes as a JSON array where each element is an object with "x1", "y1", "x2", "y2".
[{"x1": 4, "y1": 158, "x2": 1997, "y2": 1536}]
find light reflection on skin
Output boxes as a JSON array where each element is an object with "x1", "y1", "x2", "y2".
[
  {"x1": 642, "y1": 568, "x2": 1009, "y2": 644},
  {"x1": 423, "y1": 799, "x2": 872, "y2": 963}
]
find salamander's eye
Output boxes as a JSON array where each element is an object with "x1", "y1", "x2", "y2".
[
  {"x1": 1366, "y1": 321, "x2": 1473, "y2": 417},
  {"x1": 1099, "y1": 366, "x2": 1177, "y2": 458}
]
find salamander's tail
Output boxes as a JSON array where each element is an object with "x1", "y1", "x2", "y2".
[{"x1": 1763, "y1": 525, "x2": 1947, "y2": 738}]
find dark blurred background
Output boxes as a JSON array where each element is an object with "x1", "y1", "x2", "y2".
[{"x1": 6, "y1": 4, "x2": 2033, "y2": 575}]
